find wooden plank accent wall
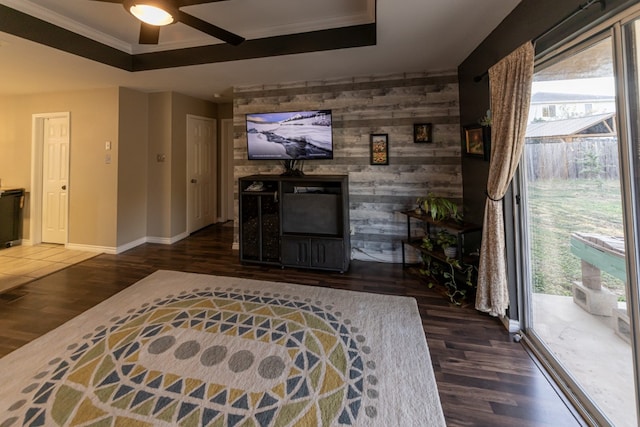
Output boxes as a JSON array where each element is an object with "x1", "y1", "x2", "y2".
[{"x1": 233, "y1": 71, "x2": 462, "y2": 263}]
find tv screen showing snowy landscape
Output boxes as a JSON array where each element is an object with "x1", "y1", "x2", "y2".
[{"x1": 246, "y1": 110, "x2": 333, "y2": 160}]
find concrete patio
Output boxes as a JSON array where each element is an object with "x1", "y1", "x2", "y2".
[{"x1": 533, "y1": 292, "x2": 635, "y2": 427}]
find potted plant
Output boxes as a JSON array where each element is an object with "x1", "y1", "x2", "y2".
[
  {"x1": 421, "y1": 235, "x2": 434, "y2": 251},
  {"x1": 478, "y1": 109, "x2": 492, "y2": 127},
  {"x1": 419, "y1": 254, "x2": 477, "y2": 306},
  {"x1": 436, "y1": 230, "x2": 458, "y2": 258},
  {"x1": 281, "y1": 159, "x2": 305, "y2": 176},
  {"x1": 417, "y1": 193, "x2": 462, "y2": 222}
]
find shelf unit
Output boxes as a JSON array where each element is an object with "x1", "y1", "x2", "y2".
[
  {"x1": 239, "y1": 174, "x2": 350, "y2": 272},
  {"x1": 239, "y1": 179, "x2": 281, "y2": 265},
  {"x1": 399, "y1": 210, "x2": 481, "y2": 267}
]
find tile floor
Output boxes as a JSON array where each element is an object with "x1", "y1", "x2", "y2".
[{"x1": 0, "y1": 244, "x2": 98, "y2": 293}]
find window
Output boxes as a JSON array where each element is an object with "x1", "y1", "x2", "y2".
[
  {"x1": 585, "y1": 103, "x2": 593, "y2": 114},
  {"x1": 542, "y1": 104, "x2": 556, "y2": 117}
]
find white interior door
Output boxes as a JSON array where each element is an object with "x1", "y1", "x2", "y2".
[
  {"x1": 42, "y1": 116, "x2": 69, "y2": 244},
  {"x1": 187, "y1": 115, "x2": 217, "y2": 233}
]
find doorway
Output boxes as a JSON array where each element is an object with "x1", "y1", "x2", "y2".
[
  {"x1": 30, "y1": 112, "x2": 70, "y2": 245},
  {"x1": 186, "y1": 115, "x2": 217, "y2": 234}
]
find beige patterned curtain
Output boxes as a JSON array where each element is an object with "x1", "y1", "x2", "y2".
[{"x1": 476, "y1": 42, "x2": 534, "y2": 317}]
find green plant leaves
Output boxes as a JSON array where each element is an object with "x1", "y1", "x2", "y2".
[
  {"x1": 418, "y1": 193, "x2": 462, "y2": 222},
  {"x1": 419, "y1": 251, "x2": 477, "y2": 305}
]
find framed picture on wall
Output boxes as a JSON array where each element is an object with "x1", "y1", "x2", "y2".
[
  {"x1": 464, "y1": 124, "x2": 490, "y2": 160},
  {"x1": 370, "y1": 134, "x2": 389, "y2": 165},
  {"x1": 413, "y1": 123, "x2": 432, "y2": 143}
]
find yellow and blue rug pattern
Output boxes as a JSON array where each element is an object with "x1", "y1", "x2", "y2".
[{"x1": 2, "y1": 286, "x2": 378, "y2": 426}]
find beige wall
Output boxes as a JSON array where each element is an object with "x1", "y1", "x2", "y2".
[
  {"x1": 0, "y1": 87, "x2": 219, "y2": 251},
  {"x1": 217, "y1": 103, "x2": 233, "y2": 217},
  {"x1": 117, "y1": 87, "x2": 149, "y2": 247},
  {"x1": 0, "y1": 88, "x2": 120, "y2": 247},
  {"x1": 218, "y1": 103, "x2": 233, "y2": 119},
  {"x1": 169, "y1": 93, "x2": 217, "y2": 237},
  {"x1": 147, "y1": 92, "x2": 173, "y2": 239},
  {"x1": 2, "y1": 75, "x2": 458, "y2": 257},
  {"x1": 0, "y1": 97, "x2": 31, "y2": 189},
  {"x1": 145, "y1": 92, "x2": 218, "y2": 239}
]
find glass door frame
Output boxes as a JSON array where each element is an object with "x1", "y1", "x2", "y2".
[
  {"x1": 617, "y1": 12, "x2": 640, "y2": 426},
  {"x1": 514, "y1": 6, "x2": 640, "y2": 426}
]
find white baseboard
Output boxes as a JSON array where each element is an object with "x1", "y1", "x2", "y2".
[
  {"x1": 500, "y1": 316, "x2": 521, "y2": 333},
  {"x1": 66, "y1": 243, "x2": 117, "y2": 254},
  {"x1": 147, "y1": 232, "x2": 189, "y2": 245},
  {"x1": 65, "y1": 232, "x2": 190, "y2": 255},
  {"x1": 115, "y1": 237, "x2": 147, "y2": 254}
]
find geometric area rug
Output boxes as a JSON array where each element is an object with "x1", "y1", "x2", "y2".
[{"x1": 0, "y1": 270, "x2": 446, "y2": 426}]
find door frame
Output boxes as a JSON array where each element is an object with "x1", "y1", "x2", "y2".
[
  {"x1": 515, "y1": 17, "x2": 640, "y2": 425},
  {"x1": 30, "y1": 112, "x2": 70, "y2": 246},
  {"x1": 186, "y1": 114, "x2": 217, "y2": 234}
]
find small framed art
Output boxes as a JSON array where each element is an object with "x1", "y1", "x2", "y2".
[
  {"x1": 370, "y1": 134, "x2": 389, "y2": 165},
  {"x1": 464, "y1": 124, "x2": 490, "y2": 160},
  {"x1": 413, "y1": 123, "x2": 432, "y2": 143}
]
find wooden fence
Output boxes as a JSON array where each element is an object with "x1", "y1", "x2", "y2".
[{"x1": 524, "y1": 138, "x2": 619, "y2": 181}]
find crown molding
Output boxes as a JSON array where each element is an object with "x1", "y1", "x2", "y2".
[
  {"x1": 4, "y1": 0, "x2": 375, "y2": 55},
  {"x1": 3, "y1": 0, "x2": 134, "y2": 53}
]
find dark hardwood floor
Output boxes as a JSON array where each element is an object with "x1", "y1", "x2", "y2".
[{"x1": 0, "y1": 223, "x2": 584, "y2": 426}]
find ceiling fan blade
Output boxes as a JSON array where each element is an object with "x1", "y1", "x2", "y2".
[
  {"x1": 178, "y1": 0, "x2": 229, "y2": 5},
  {"x1": 139, "y1": 23, "x2": 160, "y2": 44},
  {"x1": 176, "y1": 10, "x2": 244, "y2": 46},
  {"x1": 87, "y1": 0, "x2": 123, "y2": 3}
]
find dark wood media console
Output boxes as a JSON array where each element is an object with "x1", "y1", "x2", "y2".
[{"x1": 239, "y1": 174, "x2": 350, "y2": 272}]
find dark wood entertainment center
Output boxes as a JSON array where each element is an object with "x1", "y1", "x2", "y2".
[{"x1": 239, "y1": 174, "x2": 350, "y2": 272}]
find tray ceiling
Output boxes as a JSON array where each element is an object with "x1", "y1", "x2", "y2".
[{"x1": 0, "y1": 0, "x2": 521, "y2": 101}]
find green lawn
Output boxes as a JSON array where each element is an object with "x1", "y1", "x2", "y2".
[{"x1": 526, "y1": 179, "x2": 626, "y2": 299}]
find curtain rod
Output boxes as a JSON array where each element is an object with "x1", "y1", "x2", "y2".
[{"x1": 473, "y1": 0, "x2": 606, "y2": 83}]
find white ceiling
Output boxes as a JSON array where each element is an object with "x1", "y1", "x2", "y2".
[{"x1": 0, "y1": 0, "x2": 521, "y2": 102}]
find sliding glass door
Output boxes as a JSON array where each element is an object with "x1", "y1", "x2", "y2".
[{"x1": 519, "y1": 11, "x2": 640, "y2": 426}]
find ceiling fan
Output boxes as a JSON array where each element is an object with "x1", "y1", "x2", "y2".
[{"x1": 90, "y1": 0, "x2": 245, "y2": 46}]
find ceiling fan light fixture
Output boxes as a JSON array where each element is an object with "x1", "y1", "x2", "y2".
[{"x1": 125, "y1": 1, "x2": 175, "y2": 26}]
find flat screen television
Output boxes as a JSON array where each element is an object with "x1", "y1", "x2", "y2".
[{"x1": 246, "y1": 110, "x2": 333, "y2": 160}]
